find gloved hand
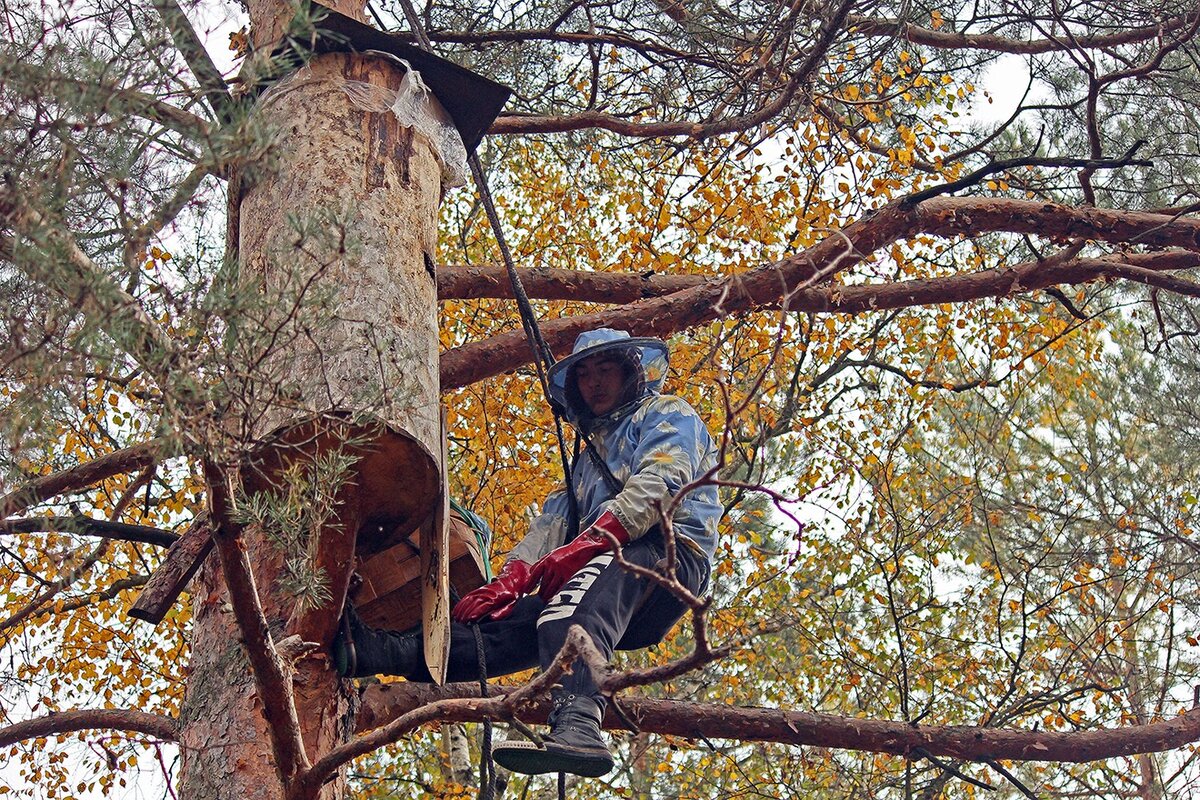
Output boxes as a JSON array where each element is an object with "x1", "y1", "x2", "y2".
[
  {"x1": 529, "y1": 511, "x2": 631, "y2": 602},
  {"x1": 452, "y1": 560, "x2": 535, "y2": 623}
]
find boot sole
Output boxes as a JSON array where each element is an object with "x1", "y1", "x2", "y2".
[{"x1": 492, "y1": 740, "x2": 614, "y2": 777}]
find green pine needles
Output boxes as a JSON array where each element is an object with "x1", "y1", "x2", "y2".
[{"x1": 232, "y1": 444, "x2": 361, "y2": 612}]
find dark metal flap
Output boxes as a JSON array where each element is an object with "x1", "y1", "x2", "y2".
[{"x1": 277, "y1": 2, "x2": 511, "y2": 154}]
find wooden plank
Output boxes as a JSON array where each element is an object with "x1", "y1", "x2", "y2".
[
  {"x1": 420, "y1": 407, "x2": 450, "y2": 684},
  {"x1": 127, "y1": 514, "x2": 213, "y2": 625},
  {"x1": 354, "y1": 514, "x2": 487, "y2": 631}
]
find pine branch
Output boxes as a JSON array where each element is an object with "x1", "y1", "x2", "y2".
[
  {"x1": 0, "y1": 709, "x2": 178, "y2": 748},
  {"x1": 436, "y1": 250, "x2": 1200, "y2": 305},
  {"x1": 0, "y1": 58, "x2": 210, "y2": 140},
  {"x1": 436, "y1": 264, "x2": 704, "y2": 303}
]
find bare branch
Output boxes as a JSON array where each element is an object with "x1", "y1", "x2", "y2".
[
  {"x1": 0, "y1": 709, "x2": 178, "y2": 748},
  {"x1": 794, "y1": 0, "x2": 858, "y2": 92},
  {"x1": 1097, "y1": 11, "x2": 1200, "y2": 87},
  {"x1": 354, "y1": 681, "x2": 1200, "y2": 764},
  {"x1": 440, "y1": 197, "x2": 1200, "y2": 390},
  {"x1": 43, "y1": 575, "x2": 149, "y2": 616},
  {"x1": 0, "y1": 515, "x2": 179, "y2": 547},
  {"x1": 126, "y1": 162, "x2": 214, "y2": 258},
  {"x1": 902, "y1": 142, "x2": 1151, "y2": 206},
  {"x1": 415, "y1": 28, "x2": 718, "y2": 66},
  {"x1": 1085, "y1": 259, "x2": 1200, "y2": 297},
  {"x1": 0, "y1": 539, "x2": 112, "y2": 633},
  {"x1": 847, "y1": 11, "x2": 1200, "y2": 55},
  {"x1": 491, "y1": 44, "x2": 810, "y2": 141},
  {"x1": 0, "y1": 466, "x2": 155, "y2": 631},
  {"x1": 0, "y1": 438, "x2": 166, "y2": 518}
]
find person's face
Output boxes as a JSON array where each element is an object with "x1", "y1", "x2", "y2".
[{"x1": 574, "y1": 354, "x2": 627, "y2": 416}]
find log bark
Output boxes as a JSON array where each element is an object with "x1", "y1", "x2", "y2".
[
  {"x1": 235, "y1": 53, "x2": 442, "y2": 448},
  {"x1": 178, "y1": 2, "x2": 449, "y2": 794}
]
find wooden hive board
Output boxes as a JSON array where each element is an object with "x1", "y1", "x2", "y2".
[{"x1": 354, "y1": 511, "x2": 488, "y2": 632}]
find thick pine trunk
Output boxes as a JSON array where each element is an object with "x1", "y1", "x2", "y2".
[
  {"x1": 177, "y1": 549, "x2": 355, "y2": 800},
  {"x1": 177, "y1": 4, "x2": 447, "y2": 795}
]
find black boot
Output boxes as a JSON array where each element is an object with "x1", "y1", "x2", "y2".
[
  {"x1": 333, "y1": 604, "x2": 424, "y2": 679},
  {"x1": 492, "y1": 693, "x2": 613, "y2": 777}
]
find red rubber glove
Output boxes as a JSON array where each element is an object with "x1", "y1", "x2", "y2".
[
  {"x1": 529, "y1": 511, "x2": 630, "y2": 602},
  {"x1": 452, "y1": 560, "x2": 534, "y2": 623}
]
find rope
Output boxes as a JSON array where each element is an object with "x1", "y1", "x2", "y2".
[
  {"x1": 466, "y1": 153, "x2": 579, "y2": 500},
  {"x1": 472, "y1": 624, "x2": 496, "y2": 800},
  {"x1": 390, "y1": 0, "x2": 577, "y2": 503}
]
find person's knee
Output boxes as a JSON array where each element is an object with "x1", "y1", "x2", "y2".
[
  {"x1": 537, "y1": 553, "x2": 614, "y2": 624},
  {"x1": 678, "y1": 545, "x2": 711, "y2": 595}
]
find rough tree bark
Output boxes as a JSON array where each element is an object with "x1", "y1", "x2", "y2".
[{"x1": 175, "y1": 1, "x2": 446, "y2": 797}]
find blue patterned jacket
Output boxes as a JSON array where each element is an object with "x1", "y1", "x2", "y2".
[{"x1": 509, "y1": 329, "x2": 722, "y2": 565}]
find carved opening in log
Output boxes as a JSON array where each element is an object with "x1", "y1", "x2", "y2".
[{"x1": 241, "y1": 412, "x2": 440, "y2": 557}]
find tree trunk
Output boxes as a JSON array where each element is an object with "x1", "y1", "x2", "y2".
[
  {"x1": 177, "y1": 548, "x2": 357, "y2": 800},
  {"x1": 177, "y1": 2, "x2": 448, "y2": 792}
]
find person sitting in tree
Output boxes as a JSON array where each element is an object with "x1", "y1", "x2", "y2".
[{"x1": 335, "y1": 327, "x2": 722, "y2": 777}]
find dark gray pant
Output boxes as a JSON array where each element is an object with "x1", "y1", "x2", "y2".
[{"x1": 435, "y1": 533, "x2": 710, "y2": 697}]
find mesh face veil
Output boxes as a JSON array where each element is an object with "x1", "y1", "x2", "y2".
[
  {"x1": 546, "y1": 329, "x2": 669, "y2": 427},
  {"x1": 564, "y1": 347, "x2": 644, "y2": 425}
]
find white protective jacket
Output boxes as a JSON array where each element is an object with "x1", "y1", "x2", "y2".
[{"x1": 509, "y1": 328, "x2": 722, "y2": 565}]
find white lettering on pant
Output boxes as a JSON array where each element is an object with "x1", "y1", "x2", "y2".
[{"x1": 536, "y1": 554, "x2": 614, "y2": 627}]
